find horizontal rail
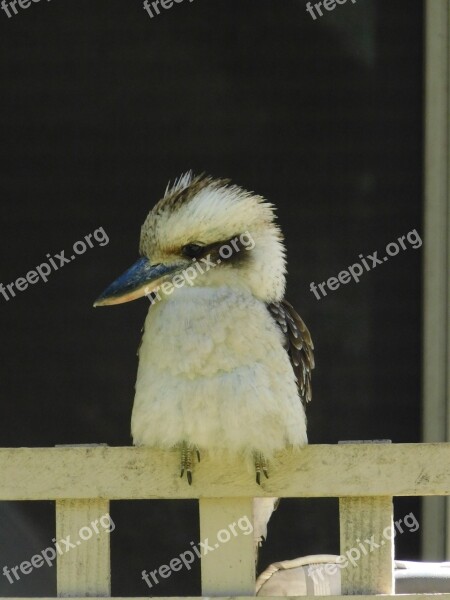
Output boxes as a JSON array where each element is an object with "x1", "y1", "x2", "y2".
[
  {"x1": 0, "y1": 443, "x2": 449, "y2": 500},
  {"x1": 1, "y1": 596, "x2": 450, "y2": 600}
]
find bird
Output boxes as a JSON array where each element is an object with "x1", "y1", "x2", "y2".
[{"x1": 94, "y1": 172, "x2": 314, "y2": 490}]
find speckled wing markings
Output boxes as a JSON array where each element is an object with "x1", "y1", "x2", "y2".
[{"x1": 267, "y1": 299, "x2": 314, "y2": 406}]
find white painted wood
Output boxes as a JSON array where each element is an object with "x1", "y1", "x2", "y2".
[
  {"x1": 199, "y1": 498, "x2": 255, "y2": 595},
  {"x1": 0, "y1": 444, "x2": 449, "y2": 500},
  {"x1": 56, "y1": 499, "x2": 111, "y2": 597},
  {"x1": 422, "y1": 0, "x2": 450, "y2": 561},
  {"x1": 1, "y1": 596, "x2": 450, "y2": 600},
  {"x1": 339, "y1": 496, "x2": 393, "y2": 595}
]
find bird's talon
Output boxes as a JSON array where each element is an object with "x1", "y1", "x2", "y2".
[
  {"x1": 180, "y1": 442, "x2": 198, "y2": 484},
  {"x1": 254, "y1": 451, "x2": 268, "y2": 485}
]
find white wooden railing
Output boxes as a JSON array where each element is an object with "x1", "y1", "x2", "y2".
[{"x1": 1, "y1": 442, "x2": 450, "y2": 599}]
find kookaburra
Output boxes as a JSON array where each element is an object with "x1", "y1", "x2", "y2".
[{"x1": 94, "y1": 173, "x2": 314, "y2": 489}]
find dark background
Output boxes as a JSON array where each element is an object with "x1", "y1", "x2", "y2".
[{"x1": 0, "y1": 0, "x2": 423, "y2": 595}]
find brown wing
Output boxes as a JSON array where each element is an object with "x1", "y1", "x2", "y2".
[{"x1": 267, "y1": 299, "x2": 315, "y2": 406}]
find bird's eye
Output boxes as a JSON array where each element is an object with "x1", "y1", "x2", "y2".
[{"x1": 182, "y1": 243, "x2": 204, "y2": 259}]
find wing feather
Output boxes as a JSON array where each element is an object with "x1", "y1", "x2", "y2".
[{"x1": 267, "y1": 299, "x2": 314, "y2": 406}]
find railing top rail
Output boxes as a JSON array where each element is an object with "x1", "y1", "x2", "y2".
[{"x1": 0, "y1": 443, "x2": 449, "y2": 500}]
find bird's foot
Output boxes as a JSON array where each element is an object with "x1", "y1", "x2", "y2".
[
  {"x1": 180, "y1": 442, "x2": 200, "y2": 485},
  {"x1": 254, "y1": 451, "x2": 269, "y2": 485}
]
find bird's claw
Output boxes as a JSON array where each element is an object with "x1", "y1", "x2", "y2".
[
  {"x1": 180, "y1": 442, "x2": 200, "y2": 485},
  {"x1": 254, "y1": 451, "x2": 269, "y2": 485}
]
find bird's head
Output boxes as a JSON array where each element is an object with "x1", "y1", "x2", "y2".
[{"x1": 94, "y1": 172, "x2": 287, "y2": 307}]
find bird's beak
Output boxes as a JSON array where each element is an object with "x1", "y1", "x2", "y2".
[{"x1": 93, "y1": 257, "x2": 184, "y2": 307}]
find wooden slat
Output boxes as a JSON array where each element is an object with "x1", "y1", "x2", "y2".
[
  {"x1": 0, "y1": 444, "x2": 449, "y2": 500},
  {"x1": 339, "y1": 496, "x2": 394, "y2": 594},
  {"x1": 2, "y1": 596, "x2": 450, "y2": 600},
  {"x1": 199, "y1": 498, "x2": 255, "y2": 595},
  {"x1": 422, "y1": 0, "x2": 450, "y2": 561},
  {"x1": 56, "y1": 499, "x2": 111, "y2": 597}
]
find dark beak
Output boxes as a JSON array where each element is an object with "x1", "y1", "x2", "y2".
[{"x1": 93, "y1": 257, "x2": 183, "y2": 307}]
